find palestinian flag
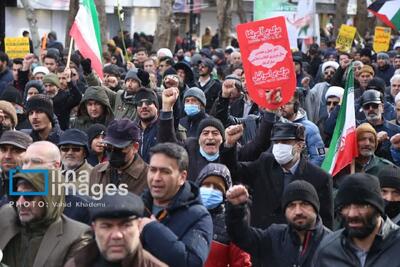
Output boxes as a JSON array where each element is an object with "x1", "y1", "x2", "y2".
[
  {"x1": 368, "y1": 0, "x2": 400, "y2": 31},
  {"x1": 321, "y1": 65, "x2": 358, "y2": 176},
  {"x1": 70, "y1": 0, "x2": 103, "y2": 79}
]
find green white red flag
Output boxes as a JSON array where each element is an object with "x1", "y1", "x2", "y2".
[
  {"x1": 322, "y1": 65, "x2": 358, "y2": 176},
  {"x1": 69, "y1": 0, "x2": 103, "y2": 79}
]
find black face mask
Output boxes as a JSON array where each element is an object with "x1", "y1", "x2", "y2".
[
  {"x1": 107, "y1": 149, "x2": 127, "y2": 168},
  {"x1": 384, "y1": 200, "x2": 400, "y2": 219},
  {"x1": 177, "y1": 55, "x2": 184, "y2": 61}
]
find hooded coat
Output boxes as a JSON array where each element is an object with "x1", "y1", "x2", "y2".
[
  {"x1": 72, "y1": 86, "x2": 114, "y2": 132},
  {"x1": 141, "y1": 181, "x2": 213, "y2": 267},
  {"x1": 0, "y1": 171, "x2": 92, "y2": 267}
]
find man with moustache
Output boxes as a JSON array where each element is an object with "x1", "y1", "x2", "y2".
[
  {"x1": 134, "y1": 88, "x2": 159, "y2": 163},
  {"x1": 312, "y1": 173, "x2": 400, "y2": 267},
  {"x1": 360, "y1": 90, "x2": 400, "y2": 161},
  {"x1": 226, "y1": 181, "x2": 331, "y2": 267},
  {"x1": 378, "y1": 166, "x2": 400, "y2": 225}
]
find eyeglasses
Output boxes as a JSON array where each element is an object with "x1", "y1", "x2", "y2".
[
  {"x1": 137, "y1": 99, "x2": 154, "y2": 107},
  {"x1": 362, "y1": 103, "x2": 379, "y2": 110},
  {"x1": 324, "y1": 71, "x2": 335, "y2": 75},
  {"x1": 9, "y1": 194, "x2": 36, "y2": 202},
  {"x1": 60, "y1": 146, "x2": 83, "y2": 153},
  {"x1": 326, "y1": 100, "x2": 339, "y2": 106},
  {"x1": 22, "y1": 157, "x2": 56, "y2": 166}
]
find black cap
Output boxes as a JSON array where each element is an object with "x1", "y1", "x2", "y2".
[
  {"x1": 90, "y1": 192, "x2": 144, "y2": 222},
  {"x1": 104, "y1": 119, "x2": 140, "y2": 148},
  {"x1": 282, "y1": 180, "x2": 320, "y2": 213},
  {"x1": 197, "y1": 117, "x2": 225, "y2": 141},
  {"x1": 25, "y1": 94, "x2": 54, "y2": 124},
  {"x1": 361, "y1": 89, "x2": 383, "y2": 105},
  {"x1": 58, "y1": 129, "x2": 90, "y2": 155},
  {"x1": 271, "y1": 122, "x2": 305, "y2": 141},
  {"x1": 134, "y1": 88, "x2": 159, "y2": 108},
  {"x1": 85, "y1": 123, "x2": 106, "y2": 146},
  {"x1": 366, "y1": 77, "x2": 386, "y2": 94},
  {"x1": 378, "y1": 166, "x2": 400, "y2": 190},
  {"x1": 335, "y1": 173, "x2": 384, "y2": 215},
  {"x1": 0, "y1": 130, "x2": 32, "y2": 150},
  {"x1": 103, "y1": 64, "x2": 121, "y2": 77}
]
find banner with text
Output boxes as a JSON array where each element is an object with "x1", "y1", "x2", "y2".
[
  {"x1": 4, "y1": 37, "x2": 30, "y2": 59},
  {"x1": 373, "y1": 26, "x2": 391, "y2": 52},
  {"x1": 237, "y1": 16, "x2": 296, "y2": 110},
  {"x1": 336, "y1": 25, "x2": 357, "y2": 53}
]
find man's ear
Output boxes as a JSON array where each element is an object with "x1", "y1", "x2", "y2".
[
  {"x1": 179, "y1": 170, "x2": 187, "y2": 186},
  {"x1": 132, "y1": 142, "x2": 140, "y2": 153}
]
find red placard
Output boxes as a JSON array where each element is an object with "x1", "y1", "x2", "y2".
[{"x1": 237, "y1": 16, "x2": 296, "y2": 110}]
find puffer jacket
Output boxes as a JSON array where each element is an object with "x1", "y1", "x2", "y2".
[
  {"x1": 141, "y1": 181, "x2": 213, "y2": 267},
  {"x1": 226, "y1": 203, "x2": 330, "y2": 267},
  {"x1": 290, "y1": 108, "x2": 326, "y2": 166},
  {"x1": 312, "y1": 217, "x2": 400, "y2": 267},
  {"x1": 72, "y1": 86, "x2": 114, "y2": 131}
]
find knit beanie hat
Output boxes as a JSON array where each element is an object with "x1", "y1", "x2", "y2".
[
  {"x1": 359, "y1": 65, "x2": 375, "y2": 76},
  {"x1": 124, "y1": 70, "x2": 142, "y2": 84},
  {"x1": 184, "y1": 87, "x2": 207, "y2": 107},
  {"x1": 196, "y1": 163, "x2": 232, "y2": 194},
  {"x1": 335, "y1": 173, "x2": 384, "y2": 215},
  {"x1": 85, "y1": 123, "x2": 106, "y2": 147},
  {"x1": 356, "y1": 123, "x2": 378, "y2": 149},
  {"x1": 25, "y1": 94, "x2": 54, "y2": 124},
  {"x1": 378, "y1": 166, "x2": 400, "y2": 190},
  {"x1": 1, "y1": 86, "x2": 23, "y2": 106},
  {"x1": 377, "y1": 52, "x2": 389, "y2": 60},
  {"x1": 134, "y1": 88, "x2": 159, "y2": 108},
  {"x1": 43, "y1": 73, "x2": 61, "y2": 88},
  {"x1": 282, "y1": 180, "x2": 320, "y2": 213},
  {"x1": 0, "y1": 100, "x2": 17, "y2": 127},
  {"x1": 197, "y1": 117, "x2": 225, "y2": 141},
  {"x1": 24, "y1": 80, "x2": 44, "y2": 95}
]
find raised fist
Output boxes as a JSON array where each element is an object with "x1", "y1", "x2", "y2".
[{"x1": 226, "y1": 185, "x2": 249, "y2": 205}]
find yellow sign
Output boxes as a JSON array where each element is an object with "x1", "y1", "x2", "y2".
[
  {"x1": 336, "y1": 25, "x2": 357, "y2": 53},
  {"x1": 373, "y1": 26, "x2": 391, "y2": 53},
  {"x1": 4, "y1": 37, "x2": 30, "y2": 59}
]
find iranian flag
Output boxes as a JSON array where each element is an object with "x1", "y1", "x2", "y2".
[
  {"x1": 321, "y1": 65, "x2": 358, "y2": 176},
  {"x1": 368, "y1": 0, "x2": 400, "y2": 31},
  {"x1": 70, "y1": 0, "x2": 103, "y2": 79}
]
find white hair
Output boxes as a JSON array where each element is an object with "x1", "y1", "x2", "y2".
[{"x1": 390, "y1": 74, "x2": 400, "y2": 85}]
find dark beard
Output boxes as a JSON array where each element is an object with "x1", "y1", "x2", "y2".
[
  {"x1": 288, "y1": 215, "x2": 315, "y2": 231},
  {"x1": 139, "y1": 115, "x2": 155, "y2": 123},
  {"x1": 344, "y1": 209, "x2": 380, "y2": 239}
]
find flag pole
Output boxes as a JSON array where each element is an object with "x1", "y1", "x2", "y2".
[
  {"x1": 66, "y1": 37, "x2": 74, "y2": 69},
  {"x1": 350, "y1": 159, "x2": 355, "y2": 174}
]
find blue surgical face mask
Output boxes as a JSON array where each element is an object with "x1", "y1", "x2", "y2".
[
  {"x1": 184, "y1": 104, "x2": 200, "y2": 116},
  {"x1": 184, "y1": 56, "x2": 191, "y2": 63},
  {"x1": 200, "y1": 187, "x2": 223, "y2": 209},
  {"x1": 199, "y1": 146, "x2": 219, "y2": 161}
]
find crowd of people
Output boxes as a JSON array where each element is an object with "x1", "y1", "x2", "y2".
[{"x1": 0, "y1": 27, "x2": 400, "y2": 267}]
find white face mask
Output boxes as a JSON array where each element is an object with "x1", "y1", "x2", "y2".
[{"x1": 272, "y1": 143, "x2": 295, "y2": 165}]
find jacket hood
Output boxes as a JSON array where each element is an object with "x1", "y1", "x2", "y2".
[
  {"x1": 77, "y1": 86, "x2": 114, "y2": 119},
  {"x1": 12, "y1": 169, "x2": 65, "y2": 227}
]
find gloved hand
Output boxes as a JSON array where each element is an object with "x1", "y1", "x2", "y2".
[{"x1": 81, "y1": 58, "x2": 92, "y2": 75}]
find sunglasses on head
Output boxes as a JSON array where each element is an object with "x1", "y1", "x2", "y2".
[{"x1": 60, "y1": 146, "x2": 83, "y2": 153}]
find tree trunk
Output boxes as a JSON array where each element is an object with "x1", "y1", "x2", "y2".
[
  {"x1": 153, "y1": 0, "x2": 175, "y2": 51},
  {"x1": 217, "y1": 0, "x2": 233, "y2": 48},
  {"x1": 333, "y1": 0, "x2": 348, "y2": 38},
  {"x1": 168, "y1": 17, "x2": 179, "y2": 53},
  {"x1": 20, "y1": 0, "x2": 40, "y2": 56},
  {"x1": 65, "y1": 0, "x2": 79, "y2": 50},
  {"x1": 355, "y1": 0, "x2": 368, "y2": 38},
  {"x1": 236, "y1": 0, "x2": 247, "y2": 24},
  {"x1": 94, "y1": 0, "x2": 107, "y2": 51}
]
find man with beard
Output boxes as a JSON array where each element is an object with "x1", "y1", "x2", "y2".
[
  {"x1": 0, "y1": 131, "x2": 32, "y2": 201},
  {"x1": 134, "y1": 88, "x2": 159, "y2": 163},
  {"x1": 305, "y1": 61, "x2": 339, "y2": 124},
  {"x1": 360, "y1": 89, "x2": 400, "y2": 161},
  {"x1": 114, "y1": 70, "x2": 142, "y2": 121},
  {"x1": 58, "y1": 129, "x2": 93, "y2": 185},
  {"x1": 334, "y1": 123, "x2": 397, "y2": 184},
  {"x1": 103, "y1": 64, "x2": 122, "y2": 92},
  {"x1": 386, "y1": 74, "x2": 400, "y2": 105},
  {"x1": 312, "y1": 173, "x2": 400, "y2": 267},
  {"x1": 354, "y1": 65, "x2": 375, "y2": 100},
  {"x1": 197, "y1": 58, "x2": 222, "y2": 113},
  {"x1": 90, "y1": 119, "x2": 148, "y2": 195},
  {"x1": 226, "y1": 181, "x2": 331, "y2": 267},
  {"x1": 378, "y1": 166, "x2": 400, "y2": 225},
  {"x1": 376, "y1": 53, "x2": 395, "y2": 86}
]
